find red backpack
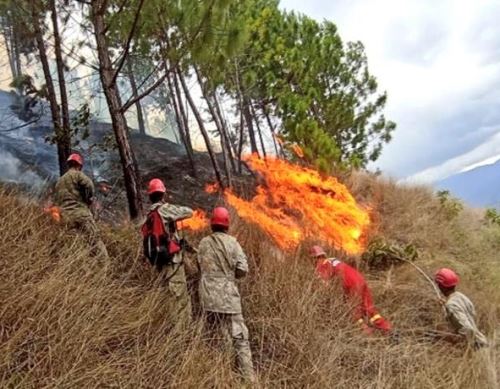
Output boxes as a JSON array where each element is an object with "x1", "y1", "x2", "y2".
[{"x1": 141, "y1": 209, "x2": 181, "y2": 270}]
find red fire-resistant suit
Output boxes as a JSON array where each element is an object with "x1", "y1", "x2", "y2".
[{"x1": 316, "y1": 258, "x2": 392, "y2": 333}]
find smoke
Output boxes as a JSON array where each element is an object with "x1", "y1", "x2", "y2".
[{"x1": 0, "y1": 147, "x2": 44, "y2": 188}]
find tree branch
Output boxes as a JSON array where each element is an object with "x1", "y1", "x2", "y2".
[
  {"x1": 121, "y1": 71, "x2": 167, "y2": 112},
  {"x1": 111, "y1": 0, "x2": 145, "y2": 86}
]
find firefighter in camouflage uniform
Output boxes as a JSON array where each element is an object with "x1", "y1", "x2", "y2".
[
  {"x1": 197, "y1": 206, "x2": 256, "y2": 383},
  {"x1": 146, "y1": 178, "x2": 193, "y2": 325},
  {"x1": 54, "y1": 153, "x2": 109, "y2": 259}
]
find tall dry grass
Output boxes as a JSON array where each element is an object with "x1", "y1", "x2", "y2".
[{"x1": 0, "y1": 179, "x2": 499, "y2": 388}]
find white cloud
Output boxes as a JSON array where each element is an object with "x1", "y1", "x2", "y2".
[
  {"x1": 405, "y1": 131, "x2": 500, "y2": 183},
  {"x1": 280, "y1": 0, "x2": 500, "y2": 179}
]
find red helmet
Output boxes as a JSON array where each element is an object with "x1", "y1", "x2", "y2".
[
  {"x1": 211, "y1": 206, "x2": 230, "y2": 228},
  {"x1": 147, "y1": 178, "x2": 166, "y2": 194},
  {"x1": 435, "y1": 268, "x2": 459, "y2": 288},
  {"x1": 310, "y1": 245, "x2": 326, "y2": 258},
  {"x1": 67, "y1": 153, "x2": 83, "y2": 166}
]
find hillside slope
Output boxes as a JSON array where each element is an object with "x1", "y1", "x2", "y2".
[{"x1": 0, "y1": 175, "x2": 499, "y2": 388}]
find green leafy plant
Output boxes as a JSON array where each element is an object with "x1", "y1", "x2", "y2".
[
  {"x1": 437, "y1": 190, "x2": 463, "y2": 220},
  {"x1": 362, "y1": 237, "x2": 418, "y2": 269},
  {"x1": 484, "y1": 208, "x2": 500, "y2": 227}
]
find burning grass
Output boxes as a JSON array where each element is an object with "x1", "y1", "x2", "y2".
[{"x1": 0, "y1": 178, "x2": 499, "y2": 388}]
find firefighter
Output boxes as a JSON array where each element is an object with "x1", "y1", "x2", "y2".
[
  {"x1": 434, "y1": 268, "x2": 488, "y2": 349},
  {"x1": 54, "y1": 153, "x2": 109, "y2": 259},
  {"x1": 145, "y1": 178, "x2": 194, "y2": 324},
  {"x1": 197, "y1": 207, "x2": 256, "y2": 383},
  {"x1": 310, "y1": 245, "x2": 392, "y2": 334}
]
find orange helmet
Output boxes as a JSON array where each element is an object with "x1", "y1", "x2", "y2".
[
  {"x1": 310, "y1": 245, "x2": 326, "y2": 258},
  {"x1": 435, "y1": 268, "x2": 459, "y2": 288},
  {"x1": 67, "y1": 153, "x2": 83, "y2": 166},
  {"x1": 147, "y1": 178, "x2": 166, "y2": 194},
  {"x1": 211, "y1": 206, "x2": 230, "y2": 228}
]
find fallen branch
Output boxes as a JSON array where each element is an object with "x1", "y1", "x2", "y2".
[{"x1": 394, "y1": 255, "x2": 443, "y2": 302}]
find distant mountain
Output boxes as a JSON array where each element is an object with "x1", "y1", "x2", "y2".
[{"x1": 436, "y1": 161, "x2": 500, "y2": 207}]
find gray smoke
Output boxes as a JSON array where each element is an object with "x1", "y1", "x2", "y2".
[{"x1": 0, "y1": 147, "x2": 44, "y2": 188}]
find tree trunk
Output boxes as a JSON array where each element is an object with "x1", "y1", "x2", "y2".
[
  {"x1": 194, "y1": 67, "x2": 232, "y2": 187},
  {"x1": 172, "y1": 70, "x2": 193, "y2": 155},
  {"x1": 242, "y1": 96, "x2": 259, "y2": 155},
  {"x1": 237, "y1": 107, "x2": 244, "y2": 174},
  {"x1": 166, "y1": 70, "x2": 196, "y2": 175},
  {"x1": 262, "y1": 103, "x2": 281, "y2": 157},
  {"x1": 3, "y1": 24, "x2": 19, "y2": 88},
  {"x1": 49, "y1": 0, "x2": 72, "y2": 165},
  {"x1": 91, "y1": 1, "x2": 143, "y2": 220},
  {"x1": 212, "y1": 91, "x2": 237, "y2": 172},
  {"x1": 31, "y1": 3, "x2": 68, "y2": 176},
  {"x1": 250, "y1": 103, "x2": 267, "y2": 158},
  {"x1": 126, "y1": 58, "x2": 146, "y2": 135},
  {"x1": 177, "y1": 69, "x2": 224, "y2": 188}
]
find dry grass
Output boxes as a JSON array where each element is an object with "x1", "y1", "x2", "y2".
[{"x1": 0, "y1": 178, "x2": 499, "y2": 388}]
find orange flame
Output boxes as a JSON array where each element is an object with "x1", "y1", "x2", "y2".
[
  {"x1": 291, "y1": 144, "x2": 304, "y2": 158},
  {"x1": 204, "y1": 183, "x2": 219, "y2": 194},
  {"x1": 43, "y1": 205, "x2": 61, "y2": 223},
  {"x1": 219, "y1": 155, "x2": 370, "y2": 253},
  {"x1": 273, "y1": 133, "x2": 285, "y2": 146},
  {"x1": 178, "y1": 209, "x2": 209, "y2": 231}
]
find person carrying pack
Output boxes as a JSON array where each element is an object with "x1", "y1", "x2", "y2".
[{"x1": 143, "y1": 178, "x2": 194, "y2": 325}]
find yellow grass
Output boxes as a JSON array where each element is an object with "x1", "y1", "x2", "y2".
[{"x1": 0, "y1": 176, "x2": 498, "y2": 388}]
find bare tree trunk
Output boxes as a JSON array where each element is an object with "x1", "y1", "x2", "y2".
[
  {"x1": 212, "y1": 91, "x2": 237, "y2": 172},
  {"x1": 126, "y1": 58, "x2": 146, "y2": 135},
  {"x1": 262, "y1": 103, "x2": 281, "y2": 157},
  {"x1": 172, "y1": 70, "x2": 193, "y2": 155},
  {"x1": 237, "y1": 107, "x2": 244, "y2": 174},
  {"x1": 31, "y1": 2, "x2": 68, "y2": 176},
  {"x1": 194, "y1": 67, "x2": 232, "y2": 186},
  {"x1": 242, "y1": 96, "x2": 259, "y2": 155},
  {"x1": 2, "y1": 23, "x2": 20, "y2": 90},
  {"x1": 91, "y1": 1, "x2": 143, "y2": 220},
  {"x1": 49, "y1": 0, "x2": 72, "y2": 164},
  {"x1": 166, "y1": 70, "x2": 196, "y2": 175},
  {"x1": 250, "y1": 103, "x2": 267, "y2": 158},
  {"x1": 177, "y1": 69, "x2": 224, "y2": 188}
]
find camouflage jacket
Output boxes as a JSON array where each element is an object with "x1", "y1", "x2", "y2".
[
  {"x1": 54, "y1": 169, "x2": 94, "y2": 221},
  {"x1": 149, "y1": 202, "x2": 193, "y2": 265},
  {"x1": 445, "y1": 291, "x2": 488, "y2": 348},
  {"x1": 197, "y1": 232, "x2": 248, "y2": 314}
]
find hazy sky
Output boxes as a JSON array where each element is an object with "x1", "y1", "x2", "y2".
[{"x1": 280, "y1": 0, "x2": 500, "y2": 183}]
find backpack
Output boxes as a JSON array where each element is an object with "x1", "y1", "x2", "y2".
[{"x1": 141, "y1": 209, "x2": 181, "y2": 271}]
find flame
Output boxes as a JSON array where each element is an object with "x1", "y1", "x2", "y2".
[
  {"x1": 291, "y1": 144, "x2": 304, "y2": 158},
  {"x1": 43, "y1": 205, "x2": 61, "y2": 223},
  {"x1": 178, "y1": 209, "x2": 209, "y2": 231},
  {"x1": 211, "y1": 155, "x2": 370, "y2": 254},
  {"x1": 204, "y1": 183, "x2": 219, "y2": 194},
  {"x1": 272, "y1": 134, "x2": 304, "y2": 159},
  {"x1": 274, "y1": 133, "x2": 285, "y2": 146}
]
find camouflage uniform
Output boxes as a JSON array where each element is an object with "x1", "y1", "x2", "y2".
[
  {"x1": 54, "y1": 168, "x2": 109, "y2": 259},
  {"x1": 197, "y1": 232, "x2": 255, "y2": 383},
  {"x1": 445, "y1": 291, "x2": 488, "y2": 349},
  {"x1": 151, "y1": 202, "x2": 193, "y2": 325}
]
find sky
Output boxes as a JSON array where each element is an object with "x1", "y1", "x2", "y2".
[{"x1": 280, "y1": 0, "x2": 500, "y2": 183}]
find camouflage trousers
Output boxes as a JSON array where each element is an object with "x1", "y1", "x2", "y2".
[
  {"x1": 161, "y1": 263, "x2": 192, "y2": 328},
  {"x1": 66, "y1": 215, "x2": 109, "y2": 260},
  {"x1": 204, "y1": 311, "x2": 256, "y2": 383}
]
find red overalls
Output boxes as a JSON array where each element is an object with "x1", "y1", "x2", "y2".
[{"x1": 316, "y1": 259, "x2": 392, "y2": 333}]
